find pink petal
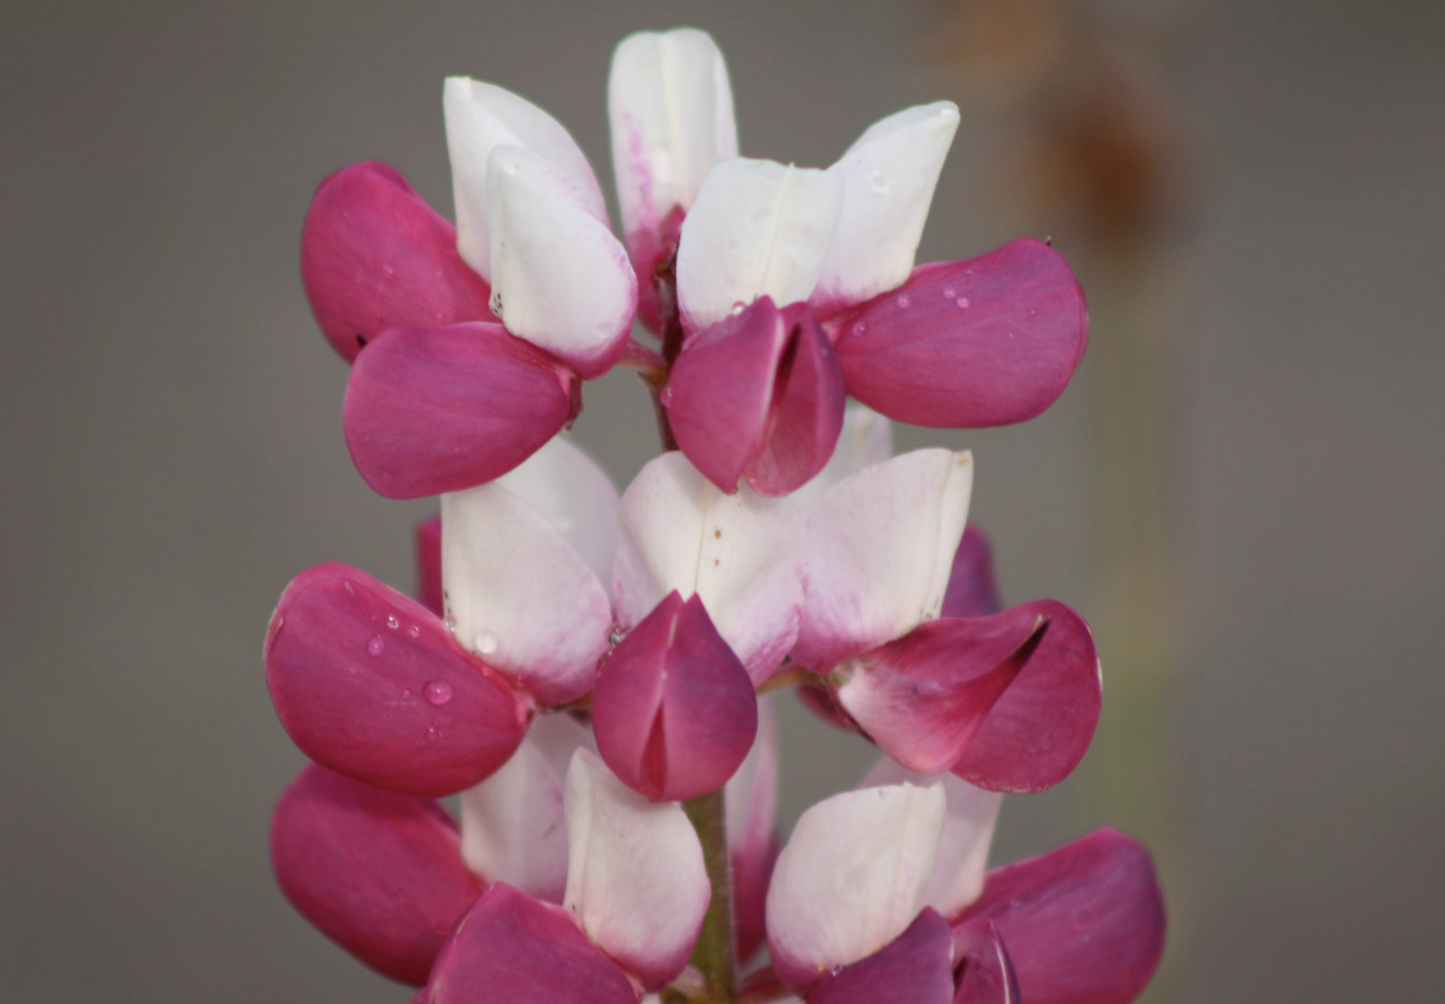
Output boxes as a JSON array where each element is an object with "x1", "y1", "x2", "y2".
[
  {"x1": 459, "y1": 714, "x2": 592, "y2": 905},
  {"x1": 811, "y1": 102, "x2": 961, "y2": 317},
  {"x1": 271, "y1": 765, "x2": 481, "y2": 986},
  {"x1": 614, "y1": 453, "x2": 804, "y2": 685},
  {"x1": 839, "y1": 602, "x2": 1100, "y2": 792},
  {"x1": 563, "y1": 750, "x2": 710, "y2": 990},
  {"x1": 861, "y1": 760, "x2": 1003, "y2": 918},
  {"x1": 836, "y1": 611, "x2": 1048, "y2": 777},
  {"x1": 743, "y1": 304, "x2": 846, "y2": 496},
  {"x1": 415, "y1": 515, "x2": 443, "y2": 617},
  {"x1": 609, "y1": 29, "x2": 736, "y2": 332},
  {"x1": 808, "y1": 909, "x2": 955, "y2": 1004},
  {"x1": 727, "y1": 696, "x2": 780, "y2": 962},
  {"x1": 343, "y1": 323, "x2": 578, "y2": 500},
  {"x1": 264, "y1": 563, "x2": 528, "y2": 797},
  {"x1": 443, "y1": 78, "x2": 608, "y2": 280},
  {"x1": 834, "y1": 240, "x2": 1088, "y2": 427},
  {"x1": 793, "y1": 449, "x2": 973, "y2": 670},
  {"x1": 487, "y1": 145, "x2": 637, "y2": 378},
  {"x1": 300, "y1": 161, "x2": 494, "y2": 364},
  {"x1": 950, "y1": 831, "x2": 1165, "y2": 1004},
  {"x1": 441, "y1": 482, "x2": 613, "y2": 707},
  {"x1": 950, "y1": 601, "x2": 1102, "y2": 794},
  {"x1": 593, "y1": 592, "x2": 758, "y2": 802},
  {"x1": 953, "y1": 922, "x2": 1020, "y2": 1004},
  {"x1": 942, "y1": 524, "x2": 1003, "y2": 620},
  {"x1": 665, "y1": 297, "x2": 788, "y2": 492},
  {"x1": 426, "y1": 883, "x2": 637, "y2": 1004},
  {"x1": 767, "y1": 782, "x2": 945, "y2": 993}
]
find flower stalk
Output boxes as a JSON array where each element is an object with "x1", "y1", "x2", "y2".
[{"x1": 682, "y1": 789, "x2": 737, "y2": 1002}]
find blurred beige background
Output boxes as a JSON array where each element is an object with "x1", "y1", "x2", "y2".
[{"x1": 3, "y1": 0, "x2": 1442, "y2": 1001}]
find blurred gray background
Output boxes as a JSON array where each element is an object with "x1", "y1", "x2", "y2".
[{"x1": 3, "y1": 0, "x2": 1442, "y2": 1001}]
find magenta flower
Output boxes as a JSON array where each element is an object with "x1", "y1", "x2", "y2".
[{"x1": 271, "y1": 24, "x2": 1165, "y2": 1004}]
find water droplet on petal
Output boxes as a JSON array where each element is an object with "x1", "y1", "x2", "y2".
[
  {"x1": 868, "y1": 171, "x2": 889, "y2": 193},
  {"x1": 425, "y1": 726, "x2": 441, "y2": 742},
  {"x1": 660, "y1": 385, "x2": 674, "y2": 405},
  {"x1": 424, "y1": 681, "x2": 454, "y2": 706},
  {"x1": 401, "y1": 688, "x2": 414, "y2": 700},
  {"x1": 955, "y1": 297, "x2": 971, "y2": 309},
  {"x1": 897, "y1": 295, "x2": 912, "y2": 310},
  {"x1": 851, "y1": 322, "x2": 867, "y2": 338},
  {"x1": 730, "y1": 300, "x2": 747, "y2": 315},
  {"x1": 381, "y1": 263, "x2": 396, "y2": 278},
  {"x1": 386, "y1": 615, "x2": 400, "y2": 630},
  {"x1": 475, "y1": 632, "x2": 499, "y2": 655},
  {"x1": 943, "y1": 287, "x2": 957, "y2": 298},
  {"x1": 366, "y1": 636, "x2": 385, "y2": 657},
  {"x1": 444, "y1": 615, "x2": 457, "y2": 633},
  {"x1": 406, "y1": 624, "x2": 421, "y2": 639}
]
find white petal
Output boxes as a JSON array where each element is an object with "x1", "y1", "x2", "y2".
[
  {"x1": 443, "y1": 78, "x2": 607, "y2": 278},
  {"x1": 564, "y1": 750, "x2": 709, "y2": 986},
  {"x1": 459, "y1": 713, "x2": 592, "y2": 903},
  {"x1": 497, "y1": 436, "x2": 620, "y2": 587},
  {"x1": 725, "y1": 694, "x2": 778, "y2": 855},
  {"x1": 676, "y1": 158, "x2": 843, "y2": 332},
  {"x1": 487, "y1": 146, "x2": 637, "y2": 376},
  {"x1": 793, "y1": 449, "x2": 973, "y2": 670},
  {"x1": 609, "y1": 28, "x2": 737, "y2": 246},
  {"x1": 766, "y1": 782, "x2": 945, "y2": 977},
  {"x1": 613, "y1": 452, "x2": 804, "y2": 683},
  {"x1": 442, "y1": 480, "x2": 612, "y2": 705},
  {"x1": 788, "y1": 402, "x2": 894, "y2": 510},
  {"x1": 811, "y1": 102, "x2": 960, "y2": 314},
  {"x1": 860, "y1": 758, "x2": 1002, "y2": 917}
]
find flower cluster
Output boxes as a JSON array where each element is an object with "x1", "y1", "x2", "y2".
[{"x1": 267, "y1": 27, "x2": 1165, "y2": 1004}]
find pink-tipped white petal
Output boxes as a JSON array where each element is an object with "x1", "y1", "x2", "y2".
[
  {"x1": 459, "y1": 713, "x2": 591, "y2": 904},
  {"x1": 441, "y1": 482, "x2": 612, "y2": 706},
  {"x1": 790, "y1": 402, "x2": 894, "y2": 510},
  {"x1": 496, "y1": 436, "x2": 621, "y2": 587},
  {"x1": 486, "y1": 145, "x2": 637, "y2": 377},
  {"x1": 811, "y1": 102, "x2": 960, "y2": 316},
  {"x1": 862, "y1": 759, "x2": 1002, "y2": 918},
  {"x1": 677, "y1": 158, "x2": 843, "y2": 332},
  {"x1": 767, "y1": 782, "x2": 946, "y2": 992},
  {"x1": 609, "y1": 28, "x2": 736, "y2": 326},
  {"x1": 793, "y1": 449, "x2": 974, "y2": 670},
  {"x1": 614, "y1": 452, "x2": 804, "y2": 684},
  {"x1": 563, "y1": 750, "x2": 709, "y2": 990},
  {"x1": 444, "y1": 78, "x2": 606, "y2": 278}
]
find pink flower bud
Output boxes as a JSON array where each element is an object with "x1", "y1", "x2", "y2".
[
  {"x1": 666, "y1": 298, "x2": 845, "y2": 496},
  {"x1": 593, "y1": 591, "x2": 758, "y2": 801},
  {"x1": 342, "y1": 322, "x2": 579, "y2": 499},
  {"x1": 834, "y1": 239, "x2": 1088, "y2": 428},
  {"x1": 300, "y1": 161, "x2": 495, "y2": 363},
  {"x1": 270, "y1": 765, "x2": 481, "y2": 986},
  {"x1": 264, "y1": 563, "x2": 529, "y2": 797}
]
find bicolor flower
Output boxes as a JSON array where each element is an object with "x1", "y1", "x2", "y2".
[
  {"x1": 789, "y1": 409, "x2": 1102, "y2": 793},
  {"x1": 301, "y1": 77, "x2": 638, "y2": 499},
  {"x1": 644, "y1": 72, "x2": 1087, "y2": 495},
  {"x1": 764, "y1": 767, "x2": 1164, "y2": 1004}
]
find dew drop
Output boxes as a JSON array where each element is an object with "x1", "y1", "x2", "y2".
[
  {"x1": 424, "y1": 680, "x2": 454, "y2": 706},
  {"x1": 401, "y1": 688, "x2": 414, "y2": 700},
  {"x1": 386, "y1": 615, "x2": 400, "y2": 630},
  {"x1": 851, "y1": 322, "x2": 867, "y2": 338},
  {"x1": 868, "y1": 171, "x2": 889, "y2": 193},
  {"x1": 366, "y1": 636, "x2": 385, "y2": 657},
  {"x1": 443, "y1": 615, "x2": 457, "y2": 634},
  {"x1": 406, "y1": 624, "x2": 421, "y2": 639},
  {"x1": 660, "y1": 385, "x2": 675, "y2": 405},
  {"x1": 425, "y1": 726, "x2": 441, "y2": 742},
  {"x1": 381, "y1": 263, "x2": 396, "y2": 278},
  {"x1": 943, "y1": 287, "x2": 957, "y2": 299},
  {"x1": 730, "y1": 300, "x2": 747, "y2": 315},
  {"x1": 475, "y1": 632, "x2": 499, "y2": 655},
  {"x1": 896, "y1": 294, "x2": 912, "y2": 310},
  {"x1": 955, "y1": 297, "x2": 971, "y2": 309}
]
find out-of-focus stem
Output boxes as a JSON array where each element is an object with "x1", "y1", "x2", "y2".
[{"x1": 683, "y1": 789, "x2": 737, "y2": 1002}]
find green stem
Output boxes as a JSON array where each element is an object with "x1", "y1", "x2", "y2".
[{"x1": 683, "y1": 790, "x2": 736, "y2": 1001}]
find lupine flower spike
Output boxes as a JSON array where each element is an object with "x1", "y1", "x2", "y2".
[{"x1": 270, "y1": 24, "x2": 1165, "y2": 1004}]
